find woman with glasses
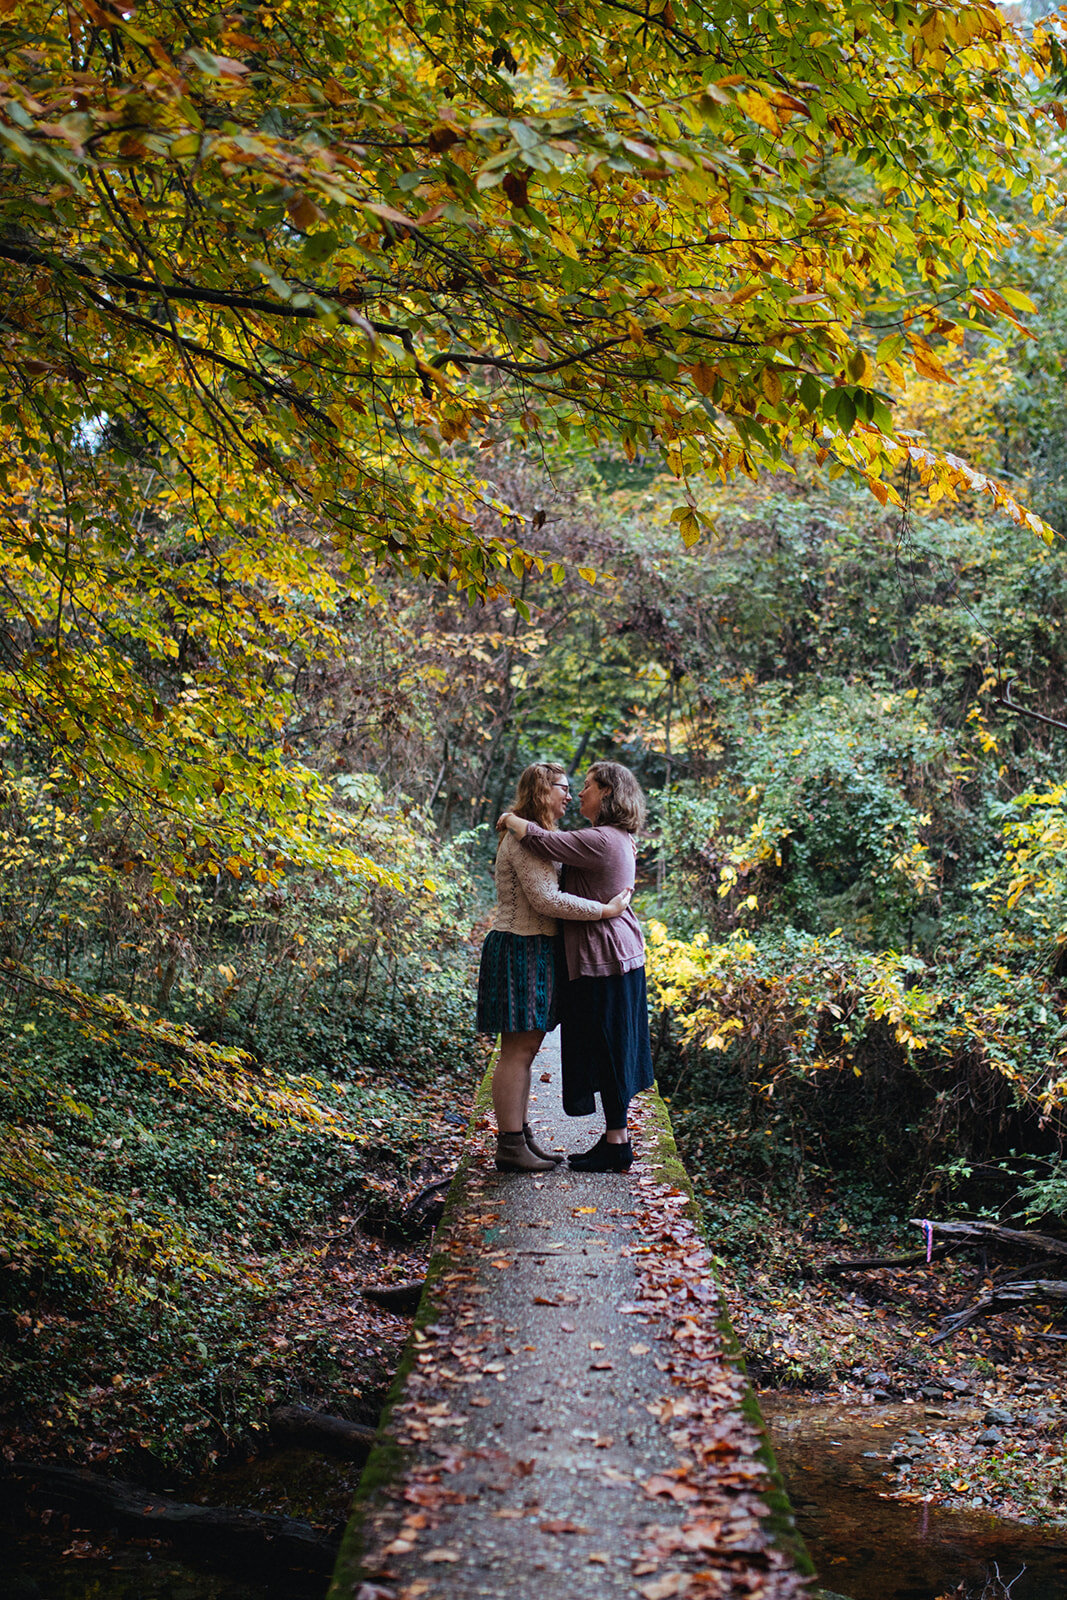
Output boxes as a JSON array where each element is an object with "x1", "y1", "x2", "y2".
[
  {"x1": 498, "y1": 761, "x2": 652, "y2": 1172},
  {"x1": 478, "y1": 761, "x2": 632, "y2": 1172}
]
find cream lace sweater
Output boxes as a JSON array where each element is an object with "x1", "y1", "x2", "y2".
[{"x1": 489, "y1": 832, "x2": 605, "y2": 936}]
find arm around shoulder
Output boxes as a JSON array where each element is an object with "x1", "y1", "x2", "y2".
[{"x1": 520, "y1": 820, "x2": 611, "y2": 865}]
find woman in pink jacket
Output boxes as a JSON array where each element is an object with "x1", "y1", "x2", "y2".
[{"x1": 499, "y1": 761, "x2": 653, "y2": 1172}]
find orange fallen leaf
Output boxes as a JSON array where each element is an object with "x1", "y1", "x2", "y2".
[
  {"x1": 638, "y1": 1574, "x2": 690, "y2": 1599},
  {"x1": 644, "y1": 1474, "x2": 700, "y2": 1501},
  {"x1": 539, "y1": 1518, "x2": 589, "y2": 1534},
  {"x1": 680, "y1": 1520, "x2": 722, "y2": 1549},
  {"x1": 424, "y1": 1548, "x2": 460, "y2": 1562}
]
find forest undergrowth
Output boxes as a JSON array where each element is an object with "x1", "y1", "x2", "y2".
[
  {"x1": 660, "y1": 1050, "x2": 1067, "y2": 1527},
  {"x1": 0, "y1": 945, "x2": 486, "y2": 1482}
]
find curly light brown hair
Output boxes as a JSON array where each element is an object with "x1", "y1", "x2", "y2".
[
  {"x1": 586, "y1": 760, "x2": 646, "y2": 834},
  {"x1": 510, "y1": 761, "x2": 569, "y2": 830}
]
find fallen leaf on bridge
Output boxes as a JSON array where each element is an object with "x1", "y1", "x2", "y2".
[
  {"x1": 643, "y1": 1473, "x2": 700, "y2": 1501},
  {"x1": 638, "y1": 1574, "x2": 691, "y2": 1599}
]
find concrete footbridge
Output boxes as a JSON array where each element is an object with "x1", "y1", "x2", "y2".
[{"x1": 329, "y1": 1032, "x2": 814, "y2": 1600}]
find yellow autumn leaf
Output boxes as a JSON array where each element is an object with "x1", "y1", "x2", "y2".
[
  {"x1": 761, "y1": 365, "x2": 783, "y2": 405},
  {"x1": 909, "y1": 338, "x2": 955, "y2": 384},
  {"x1": 679, "y1": 510, "x2": 701, "y2": 547},
  {"x1": 737, "y1": 88, "x2": 781, "y2": 134}
]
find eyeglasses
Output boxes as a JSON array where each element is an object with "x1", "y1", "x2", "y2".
[{"x1": 553, "y1": 782, "x2": 570, "y2": 794}]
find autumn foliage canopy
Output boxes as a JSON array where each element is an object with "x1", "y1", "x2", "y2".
[{"x1": 0, "y1": 0, "x2": 1062, "y2": 869}]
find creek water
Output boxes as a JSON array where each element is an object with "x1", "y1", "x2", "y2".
[{"x1": 762, "y1": 1395, "x2": 1067, "y2": 1600}]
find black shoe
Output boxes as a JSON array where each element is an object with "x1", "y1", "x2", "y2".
[{"x1": 569, "y1": 1136, "x2": 633, "y2": 1172}]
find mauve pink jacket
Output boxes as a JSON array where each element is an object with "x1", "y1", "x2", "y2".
[{"x1": 521, "y1": 821, "x2": 645, "y2": 980}]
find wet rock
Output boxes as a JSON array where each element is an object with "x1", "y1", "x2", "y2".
[
  {"x1": 940, "y1": 1376, "x2": 972, "y2": 1394},
  {"x1": 983, "y1": 1406, "x2": 1014, "y2": 1426},
  {"x1": 920, "y1": 1384, "x2": 948, "y2": 1400},
  {"x1": 865, "y1": 1371, "x2": 891, "y2": 1389},
  {"x1": 904, "y1": 1431, "x2": 927, "y2": 1447},
  {"x1": 977, "y1": 1427, "x2": 1003, "y2": 1446}
]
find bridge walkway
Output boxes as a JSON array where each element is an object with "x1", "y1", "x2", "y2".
[{"x1": 329, "y1": 1030, "x2": 811, "y2": 1600}]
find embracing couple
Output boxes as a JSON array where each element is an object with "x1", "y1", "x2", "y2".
[{"x1": 476, "y1": 760, "x2": 654, "y2": 1174}]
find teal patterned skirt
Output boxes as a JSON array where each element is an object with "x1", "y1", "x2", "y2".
[{"x1": 476, "y1": 931, "x2": 560, "y2": 1035}]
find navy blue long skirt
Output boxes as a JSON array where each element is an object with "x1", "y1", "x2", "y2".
[
  {"x1": 476, "y1": 931, "x2": 560, "y2": 1035},
  {"x1": 559, "y1": 966, "x2": 654, "y2": 1122}
]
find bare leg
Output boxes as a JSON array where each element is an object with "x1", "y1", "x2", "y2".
[{"x1": 492, "y1": 1029, "x2": 544, "y2": 1132}]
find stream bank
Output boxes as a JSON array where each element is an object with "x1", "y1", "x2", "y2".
[{"x1": 764, "y1": 1394, "x2": 1067, "y2": 1600}]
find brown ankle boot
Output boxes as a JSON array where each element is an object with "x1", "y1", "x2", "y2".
[
  {"x1": 523, "y1": 1122, "x2": 563, "y2": 1164},
  {"x1": 495, "y1": 1132, "x2": 556, "y2": 1172}
]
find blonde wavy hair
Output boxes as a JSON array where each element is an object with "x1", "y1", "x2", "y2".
[{"x1": 509, "y1": 761, "x2": 568, "y2": 830}]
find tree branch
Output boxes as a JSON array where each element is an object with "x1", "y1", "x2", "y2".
[{"x1": 996, "y1": 678, "x2": 1067, "y2": 733}]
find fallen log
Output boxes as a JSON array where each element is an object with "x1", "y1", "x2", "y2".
[
  {"x1": 268, "y1": 1404, "x2": 376, "y2": 1460},
  {"x1": 822, "y1": 1243, "x2": 956, "y2": 1273},
  {"x1": 1, "y1": 1462, "x2": 339, "y2": 1573},
  {"x1": 362, "y1": 1279, "x2": 424, "y2": 1313},
  {"x1": 909, "y1": 1218, "x2": 1067, "y2": 1259},
  {"x1": 931, "y1": 1279, "x2": 1067, "y2": 1344}
]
